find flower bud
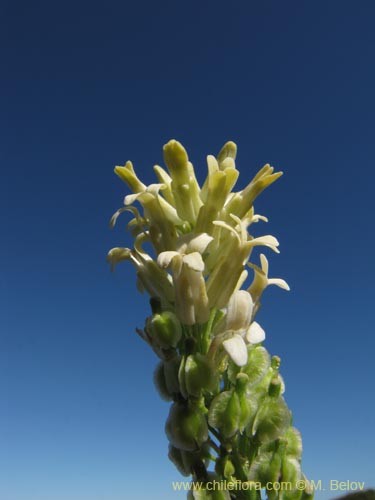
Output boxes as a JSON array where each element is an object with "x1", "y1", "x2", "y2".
[
  {"x1": 268, "y1": 376, "x2": 283, "y2": 398},
  {"x1": 165, "y1": 402, "x2": 208, "y2": 451},
  {"x1": 148, "y1": 311, "x2": 182, "y2": 349}
]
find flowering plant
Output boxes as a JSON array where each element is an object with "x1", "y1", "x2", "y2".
[{"x1": 108, "y1": 140, "x2": 313, "y2": 500}]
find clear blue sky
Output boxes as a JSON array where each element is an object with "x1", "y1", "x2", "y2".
[{"x1": 1, "y1": 1, "x2": 374, "y2": 499}]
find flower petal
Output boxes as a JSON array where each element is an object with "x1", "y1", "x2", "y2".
[
  {"x1": 157, "y1": 251, "x2": 179, "y2": 269},
  {"x1": 183, "y1": 252, "x2": 205, "y2": 272},
  {"x1": 223, "y1": 334, "x2": 248, "y2": 367},
  {"x1": 249, "y1": 235, "x2": 280, "y2": 253},
  {"x1": 186, "y1": 233, "x2": 214, "y2": 254},
  {"x1": 226, "y1": 290, "x2": 253, "y2": 331},
  {"x1": 246, "y1": 321, "x2": 266, "y2": 344},
  {"x1": 267, "y1": 278, "x2": 290, "y2": 291}
]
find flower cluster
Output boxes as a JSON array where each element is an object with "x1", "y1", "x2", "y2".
[
  {"x1": 108, "y1": 140, "x2": 288, "y2": 367},
  {"x1": 108, "y1": 140, "x2": 312, "y2": 500}
]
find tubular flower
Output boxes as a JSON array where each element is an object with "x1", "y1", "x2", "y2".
[
  {"x1": 248, "y1": 253, "x2": 290, "y2": 304},
  {"x1": 217, "y1": 290, "x2": 267, "y2": 367},
  {"x1": 157, "y1": 233, "x2": 213, "y2": 325},
  {"x1": 108, "y1": 140, "x2": 287, "y2": 321}
]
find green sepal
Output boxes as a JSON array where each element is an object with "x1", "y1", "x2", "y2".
[
  {"x1": 268, "y1": 375, "x2": 283, "y2": 398},
  {"x1": 168, "y1": 445, "x2": 191, "y2": 476},
  {"x1": 251, "y1": 396, "x2": 291, "y2": 444},
  {"x1": 153, "y1": 362, "x2": 172, "y2": 401},
  {"x1": 248, "y1": 450, "x2": 282, "y2": 485},
  {"x1": 178, "y1": 355, "x2": 188, "y2": 399},
  {"x1": 281, "y1": 456, "x2": 301, "y2": 484},
  {"x1": 241, "y1": 346, "x2": 271, "y2": 386},
  {"x1": 185, "y1": 354, "x2": 218, "y2": 397},
  {"x1": 284, "y1": 427, "x2": 303, "y2": 459},
  {"x1": 165, "y1": 402, "x2": 208, "y2": 451},
  {"x1": 208, "y1": 391, "x2": 241, "y2": 439},
  {"x1": 168, "y1": 444, "x2": 212, "y2": 477},
  {"x1": 154, "y1": 357, "x2": 181, "y2": 401},
  {"x1": 187, "y1": 472, "x2": 231, "y2": 499},
  {"x1": 148, "y1": 311, "x2": 182, "y2": 348},
  {"x1": 215, "y1": 455, "x2": 235, "y2": 480},
  {"x1": 164, "y1": 356, "x2": 182, "y2": 395},
  {"x1": 296, "y1": 477, "x2": 314, "y2": 500}
]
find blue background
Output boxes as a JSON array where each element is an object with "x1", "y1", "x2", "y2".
[{"x1": 1, "y1": 1, "x2": 374, "y2": 499}]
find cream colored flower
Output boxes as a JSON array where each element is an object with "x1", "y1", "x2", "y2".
[
  {"x1": 223, "y1": 334, "x2": 248, "y2": 367},
  {"x1": 248, "y1": 253, "x2": 290, "y2": 303},
  {"x1": 246, "y1": 321, "x2": 266, "y2": 344},
  {"x1": 157, "y1": 233, "x2": 213, "y2": 325}
]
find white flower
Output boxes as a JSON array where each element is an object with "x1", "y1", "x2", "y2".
[
  {"x1": 246, "y1": 321, "x2": 266, "y2": 344},
  {"x1": 248, "y1": 253, "x2": 290, "y2": 303},
  {"x1": 206, "y1": 214, "x2": 279, "y2": 309},
  {"x1": 157, "y1": 233, "x2": 213, "y2": 325},
  {"x1": 222, "y1": 321, "x2": 266, "y2": 367},
  {"x1": 222, "y1": 334, "x2": 248, "y2": 367},
  {"x1": 215, "y1": 290, "x2": 254, "y2": 367},
  {"x1": 225, "y1": 290, "x2": 253, "y2": 331}
]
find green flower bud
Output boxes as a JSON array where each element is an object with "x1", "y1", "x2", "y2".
[
  {"x1": 268, "y1": 375, "x2": 283, "y2": 398},
  {"x1": 271, "y1": 355, "x2": 281, "y2": 371},
  {"x1": 163, "y1": 140, "x2": 202, "y2": 222},
  {"x1": 217, "y1": 141, "x2": 237, "y2": 167},
  {"x1": 165, "y1": 402, "x2": 208, "y2": 451},
  {"x1": 208, "y1": 391, "x2": 241, "y2": 439},
  {"x1": 148, "y1": 311, "x2": 182, "y2": 349},
  {"x1": 185, "y1": 354, "x2": 218, "y2": 397}
]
